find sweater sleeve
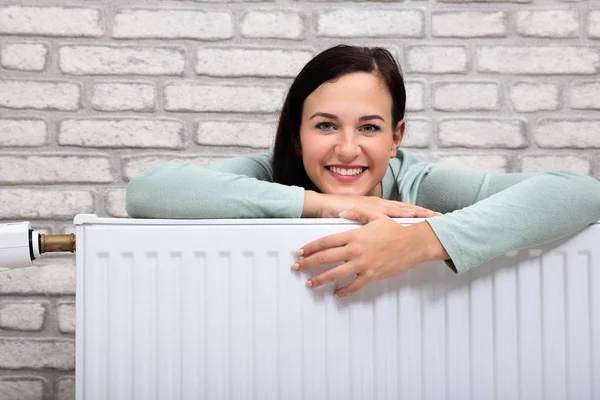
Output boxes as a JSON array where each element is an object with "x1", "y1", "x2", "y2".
[
  {"x1": 126, "y1": 152, "x2": 305, "y2": 219},
  {"x1": 413, "y1": 166, "x2": 600, "y2": 274}
]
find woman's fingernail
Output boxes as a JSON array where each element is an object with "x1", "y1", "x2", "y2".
[
  {"x1": 292, "y1": 263, "x2": 299, "y2": 271},
  {"x1": 296, "y1": 249, "x2": 304, "y2": 256},
  {"x1": 334, "y1": 292, "x2": 340, "y2": 298},
  {"x1": 434, "y1": 212, "x2": 442, "y2": 216},
  {"x1": 305, "y1": 280, "x2": 313, "y2": 288}
]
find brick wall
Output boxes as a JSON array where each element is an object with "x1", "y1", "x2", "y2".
[{"x1": 0, "y1": 0, "x2": 598, "y2": 398}]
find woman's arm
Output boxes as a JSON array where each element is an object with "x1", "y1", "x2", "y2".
[
  {"x1": 416, "y1": 167, "x2": 600, "y2": 274},
  {"x1": 126, "y1": 152, "x2": 305, "y2": 219}
]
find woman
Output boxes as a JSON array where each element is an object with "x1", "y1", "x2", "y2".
[{"x1": 127, "y1": 45, "x2": 600, "y2": 298}]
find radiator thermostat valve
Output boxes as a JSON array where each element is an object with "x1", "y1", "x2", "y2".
[{"x1": 0, "y1": 222, "x2": 76, "y2": 269}]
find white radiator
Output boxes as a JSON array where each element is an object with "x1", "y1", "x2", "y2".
[{"x1": 75, "y1": 214, "x2": 600, "y2": 400}]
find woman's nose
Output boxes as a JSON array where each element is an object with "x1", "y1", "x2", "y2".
[{"x1": 335, "y1": 131, "x2": 360, "y2": 160}]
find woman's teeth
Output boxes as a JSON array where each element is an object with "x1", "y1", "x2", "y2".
[{"x1": 328, "y1": 166, "x2": 365, "y2": 176}]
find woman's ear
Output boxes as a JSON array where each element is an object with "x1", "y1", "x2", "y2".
[{"x1": 390, "y1": 120, "x2": 405, "y2": 157}]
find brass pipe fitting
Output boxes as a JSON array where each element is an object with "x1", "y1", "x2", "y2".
[{"x1": 40, "y1": 234, "x2": 76, "y2": 254}]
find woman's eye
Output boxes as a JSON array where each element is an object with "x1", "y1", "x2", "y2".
[
  {"x1": 316, "y1": 122, "x2": 336, "y2": 131},
  {"x1": 360, "y1": 124, "x2": 381, "y2": 133}
]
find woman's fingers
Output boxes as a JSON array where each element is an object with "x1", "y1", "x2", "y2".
[
  {"x1": 294, "y1": 245, "x2": 349, "y2": 272},
  {"x1": 297, "y1": 230, "x2": 353, "y2": 260},
  {"x1": 334, "y1": 273, "x2": 372, "y2": 298},
  {"x1": 305, "y1": 262, "x2": 358, "y2": 288}
]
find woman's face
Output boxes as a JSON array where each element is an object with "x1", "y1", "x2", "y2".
[{"x1": 299, "y1": 72, "x2": 403, "y2": 197}]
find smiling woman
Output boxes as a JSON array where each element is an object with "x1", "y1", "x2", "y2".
[{"x1": 126, "y1": 45, "x2": 600, "y2": 297}]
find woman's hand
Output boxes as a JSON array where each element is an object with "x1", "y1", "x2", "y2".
[
  {"x1": 293, "y1": 206, "x2": 450, "y2": 298},
  {"x1": 302, "y1": 190, "x2": 441, "y2": 219}
]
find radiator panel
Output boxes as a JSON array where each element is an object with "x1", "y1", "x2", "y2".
[{"x1": 76, "y1": 218, "x2": 600, "y2": 400}]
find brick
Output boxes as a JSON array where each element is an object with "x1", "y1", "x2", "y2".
[
  {"x1": 196, "y1": 121, "x2": 274, "y2": 148},
  {"x1": 0, "y1": 261, "x2": 74, "y2": 294},
  {"x1": 0, "y1": 189, "x2": 94, "y2": 219},
  {"x1": 0, "y1": 302, "x2": 46, "y2": 331},
  {"x1": 105, "y1": 189, "x2": 127, "y2": 218},
  {"x1": 535, "y1": 119, "x2": 600, "y2": 148},
  {"x1": 0, "y1": 6, "x2": 102, "y2": 37},
  {"x1": 57, "y1": 302, "x2": 75, "y2": 334},
  {"x1": 405, "y1": 46, "x2": 469, "y2": 74},
  {"x1": 437, "y1": 155, "x2": 509, "y2": 173},
  {"x1": 0, "y1": 339, "x2": 74, "y2": 370},
  {"x1": 433, "y1": 82, "x2": 499, "y2": 111},
  {"x1": 0, "y1": 119, "x2": 48, "y2": 146},
  {"x1": 1, "y1": 43, "x2": 48, "y2": 71},
  {"x1": 402, "y1": 119, "x2": 431, "y2": 148},
  {"x1": 478, "y1": 46, "x2": 599, "y2": 74},
  {"x1": 56, "y1": 376, "x2": 75, "y2": 400},
  {"x1": 570, "y1": 81, "x2": 600, "y2": 110},
  {"x1": 59, "y1": 119, "x2": 185, "y2": 149},
  {"x1": 0, "y1": 80, "x2": 80, "y2": 111},
  {"x1": 0, "y1": 156, "x2": 112, "y2": 184},
  {"x1": 439, "y1": 119, "x2": 526, "y2": 148},
  {"x1": 0, "y1": 377, "x2": 45, "y2": 400},
  {"x1": 164, "y1": 83, "x2": 285, "y2": 113},
  {"x1": 516, "y1": 11, "x2": 579, "y2": 38},
  {"x1": 59, "y1": 46, "x2": 185, "y2": 75},
  {"x1": 510, "y1": 82, "x2": 559, "y2": 112},
  {"x1": 91, "y1": 82, "x2": 155, "y2": 112},
  {"x1": 122, "y1": 155, "x2": 226, "y2": 181},
  {"x1": 587, "y1": 11, "x2": 600, "y2": 38},
  {"x1": 521, "y1": 156, "x2": 590, "y2": 175},
  {"x1": 195, "y1": 48, "x2": 312, "y2": 78},
  {"x1": 432, "y1": 12, "x2": 506, "y2": 37},
  {"x1": 241, "y1": 11, "x2": 304, "y2": 39},
  {"x1": 317, "y1": 9, "x2": 423, "y2": 37},
  {"x1": 113, "y1": 9, "x2": 232, "y2": 39},
  {"x1": 405, "y1": 82, "x2": 424, "y2": 112}
]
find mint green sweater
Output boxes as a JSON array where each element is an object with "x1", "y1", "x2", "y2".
[{"x1": 126, "y1": 150, "x2": 600, "y2": 274}]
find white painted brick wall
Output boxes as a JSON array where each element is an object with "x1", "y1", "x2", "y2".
[
  {"x1": 510, "y1": 82, "x2": 560, "y2": 112},
  {"x1": 164, "y1": 83, "x2": 286, "y2": 112},
  {"x1": 317, "y1": 9, "x2": 424, "y2": 37},
  {"x1": 59, "y1": 119, "x2": 185, "y2": 148},
  {"x1": 241, "y1": 11, "x2": 305, "y2": 39},
  {"x1": 437, "y1": 155, "x2": 509, "y2": 173},
  {"x1": 0, "y1": 377, "x2": 45, "y2": 400},
  {"x1": 439, "y1": 119, "x2": 527, "y2": 148},
  {"x1": 569, "y1": 81, "x2": 600, "y2": 109},
  {"x1": 432, "y1": 12, "x2": 507, "y2": 37},
  {"x1": 0, "y1": 156, "x2": 112, "y2": 184},
  {"x1": 59, "y1": 46, "x2": 185, "y2": 75},
  {"x1": 521, "y1": 155, "x2": 591, "y2": 175},
  {"x1": 515, "y1": 11, "x2": 579, "y2": 38},
  {"x1": 195, "y1": 48, "x2": 313, "y2": 77},
  {"x1": 0, "y1": 339, "x2": 74, "y2": 369},
  {"x1": 587, "y1": 10, "x2": 600, "y2": 38},
  {"x1": 91, "y1": 83, "x2": 156, "y2": 112},
  {"x1": 113, "y1": 10, "x2": 233, "y2": 40},
  {"x1": 1, "y1": 43, "x2": 48, "y2": 71},
  {"x1": 196, "y1": 121, "x2": 275, "y2": 148},
  {"x1": 0, "y1": 302, "x2": 47, "y2": 331},
  {"x1": 478, "y1": 46, "x2": 599, "y2": 74},
  {"x1": 0, "y1": 1, "x2": 598, "y2": 398},
  {"x1": 57, "y1": 303, "x2": 75, "y2": 334},
  {"x1": 433, "y1": 82, "x2": 500, "y2": 111},
  {"x1": 0, "y1": 6, "x2": 103, "y2": 37},
  {"x1": 405, "y1": 46, "x2": 469, "y2": 74},
  {"x1": 0, "y1": 80, "x2": 80, "y2": 110},
  {"x1": 535, "y1": 119, "x2": 600, "y2": 148},
  {"x1": 0, "y1": 119, "x2": 48, "y2": 146}
]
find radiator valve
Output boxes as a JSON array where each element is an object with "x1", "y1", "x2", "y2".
[{"x1": 0, "y1": 222, "x2": 75, "y2": 269}]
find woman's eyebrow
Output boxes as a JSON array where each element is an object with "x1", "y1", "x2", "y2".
[{"x1": 309, "y1": 112, "x2": 385, "y2": 122}]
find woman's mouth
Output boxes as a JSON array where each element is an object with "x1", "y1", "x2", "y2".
[{"x1": 326, "y1": 166, "x2": 367, "y2": 182}]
